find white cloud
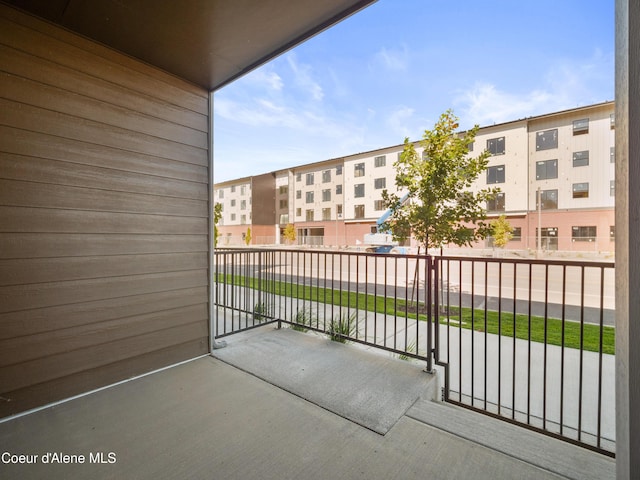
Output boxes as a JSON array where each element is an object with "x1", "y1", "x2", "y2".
[
  {"x1": 286, "y1": 53, "x2": 324, "y2": 101},
  {"x1": 374, "y1": 45, "x2": 409, "y2": 71},
  {"x1": 454, "y1": 52, "x2": 614, "y2": 127}
]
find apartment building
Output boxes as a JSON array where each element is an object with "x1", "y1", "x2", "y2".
[{"x1": 214, "y1": 101, "x2": 615, "y2": 253}]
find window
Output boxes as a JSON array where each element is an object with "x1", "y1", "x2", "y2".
[
  {"x1": 467, "y1": 142, "x2": 474, "y2": 152},
  {"x1": 610, "y1": 180, "x2": 615, "y2": 197},
  {"x1": 336, "y1": 165, "x2": 342, "y2": 175},
  {"x1": 572, "y1": 183, "x2": 589, "y2": 198},
  {"x1": 487, "y1": 137, "x2": 505, "y2": 156},
  {"x1": 374, "y1": 177, "x2": 386, "y2": 189},
  {"x1": 306, "y1": 209, "x2": 314, "y2": 222},
  {"x1": 374, "y1": 155, "x2": 386, "y2": 167},
  {"x1": 537, "y1": 189, "x2": 558, "y2": 210},
  {"x1": 422, "y1": 150, "x2": 429, "y2": 161},
  {"x1": 296, "y1": 190, "x2": 301, "y2": 199},
  {"x1": 322, "y1": 208, "x2": 331, "y2": 221},
  {"x1": 374, "y1": 200, "x2": 385, "y2": 211},
  {"x1": 279, "y1": 214, "x2": 289, "y2": 224},
  {"x1": 354, "y1": 163, "x2": 365, "y2": 177},
  {"x1": 231, "y1": 213, "x2": 236, "y2": 221},
  {"x1": 231, "y1": 186, "x2": 236, "y2": 193},
  {"x1": 610, "y1": 225, "x2": 615, "y2": 240},
  {"x1": 354, "y1": 183, "x2": 365, "y2": 198},
  {"x1": 306, "y1": 173, "x2": 314, "y2": 185},
  {"x1": 572, "y1": 226, "x2": 596, "y2": 242},
  {"x1": 230, "y1": 199, "x2": 236, "y2": 207},
  {"x1": 536, "y1": 160, "x2": 557, "y2": 180},
  {"x1": 536, "y1": 129, "x2": 558, "y2": 151},
  {"x1": 336, "y1": 184, "x2": 343, "y2": 195},
  {"x1": 296, "y1": 173, "x2": 302, "y2": 182},
  {"x1": 218, "y1": 190, "x2": 224, "y2": 199},
  {"x1": 240, "y1": 185, "x2": 246, "y2": 195},
  {"x1": 306, "y1": 191, "x2": 314, "y2": 203},
  {"x1": 486, "y1": 165, "x2": 505, "y2": 184},
  {"x1": 354, "y1": 204, "x2": 365, "y2": 219},
  {"x1": 279, "y1": 185, "x2": 288, "y2": 195},
  {"x1": 537, "y1": 227, "x2": 558, "y2": 251},
  {"x1": 322, "y1": 170, "x2": 331, "y2": 183},
  {"x1": 610, "y1": 113, "x2": 615, "y2": 129},
  {"x1": 322, "y1": 189, "x2": 331, "y2": 202},
  {"x1": 240, "y1": 214, "x2": 246, "y2": 225},
  {"x1": 336, "y1": 204, "x2": 343, "y2": 217},
  {"x1": 573, "y1": 151, "x2": 589, "y2": 167},
  {"x1": 240, "y1": 200, "x2": 246, "y2": 210},
  {"x1": 279, "y1": 199, "x2": 288, "y2": 209},
  {"x1": 610, "y1": 146, "x2": 615, "y2": 163},
  {"x1": 486, "y1": 192, "x2": 505, "y2": 212},
  {"x1": 296, "y1": 208, "x2": 301, "y2": 217},
  {"x1": 512, "y1": 227, "x2": 522, "y2": 241},
  {"x1": 573, "y1": 118, "x2": 589, "y2": 135}
]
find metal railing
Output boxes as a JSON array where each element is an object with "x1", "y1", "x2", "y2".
[{"x1": 212, "y1": 248, "x2": 615, "y2": 456}]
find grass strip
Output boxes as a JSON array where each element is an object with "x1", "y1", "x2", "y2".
[{"x1": 214, "y1": 273, "x2": 614, "y2": 355}]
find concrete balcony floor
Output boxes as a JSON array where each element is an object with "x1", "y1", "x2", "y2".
[{"x1": 0, "y1": 326, "x2": 614, "y2": 480}]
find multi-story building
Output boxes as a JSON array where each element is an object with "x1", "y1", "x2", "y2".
[{"x1": 215, "y1": 101, "x2": 615, "y2": 253}]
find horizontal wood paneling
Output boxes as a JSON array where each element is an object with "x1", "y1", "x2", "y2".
[
  {"x1": 0, "y1": 98, "x2": 208, "y2": 166},
  {"x1": 0, "y1": 304, "x2": 208, "y2": 366},
  {"x1": 1, "y1": 126, "x2": 208, "y2": 183},
  {"x1": 0, "y1": 233, "x2": 208, "y2": 259},
  {"x1": 0, "y1": 339, "x2": 208, "y2": 418},
  {"x1": 0, "y1": 71, "x2": 208, "y2": 149},
  {"x1": 0, "y1": 179, "x2": 208, "y2": 216},
  {"x1": 0, "y1": 11, "x2": 208, "y2": 114},
  {"x1": 0, "y1": 287, "x2": 207, "y2": 339},
  {"x1": 0, "y1": 253, "x2": 208, "y2": 286},
  {"x1": 0, "y1": 206, "x2": 207, "y2": 234},
  {"x1": 0, "y1": 5, "x2": 211, "y2": 417},
  {"x1": 0, "y1": 320, "x2": 208, "y2": 393},
  {"x1": 0, "y1": 43, "x2": 208, "y2": 132},
  {"x1": 0, "y1": 270, "x2": 208, "y2": 313}
]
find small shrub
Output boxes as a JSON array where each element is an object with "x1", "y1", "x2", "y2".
[
  {"x1": 398, "y1": 341, "x2": 417, "y2": 361},
  {"x1": 328, "y1": 312, "x2": 357, "y2": 343},
  {"x1": 253, "y1": 302, "x2": 268, "y2": 322},
  {"x1": 291, "y1": 309, "x2": 311, "y2": 332}
]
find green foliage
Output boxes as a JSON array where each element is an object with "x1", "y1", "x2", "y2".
[
  {"x1": 291, "y1": 308, "x2": 311, "y2": 332},
  {"x1": 253, "y1": 301, "x2": 267, "y2": 322},
  {"x1": 381, "y1": 110, "x2": 500, "y2": 249},
  {"x1": 328, "y1": 312, "x2": 358, "y2": 343},
  {"x1": 245, "y1": 227, "x2": 252, "y2": 246},
  {"x1": 491, "y1": 215, "x2": 514, "y2": 248},
  {"x1": 283, "y1": 223, "x2": 297, "y2": 244},
  {"x1": 213, "y1": 202, "x2": 223, "y2": 247}
]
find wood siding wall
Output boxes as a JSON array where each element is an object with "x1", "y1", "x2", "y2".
[{"x1": 0, "y1": 5, "x2": 210, "y2": 417}]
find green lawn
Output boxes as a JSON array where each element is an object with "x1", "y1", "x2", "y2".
[{"x1": 214, "y1": 273, "x2": 615, "y2": 355}]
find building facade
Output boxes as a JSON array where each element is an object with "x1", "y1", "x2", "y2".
[{"x1": 214, "y1": 101, "x2": 615, "y2": 254}]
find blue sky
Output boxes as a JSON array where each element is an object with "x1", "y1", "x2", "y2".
[{"x1": 213, "y1": 0, "x2": 614, "y2": 183}]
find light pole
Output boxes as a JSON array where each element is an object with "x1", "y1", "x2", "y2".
[{"x1": 537, "y1": 187, "x2": 542, "y2": 257}]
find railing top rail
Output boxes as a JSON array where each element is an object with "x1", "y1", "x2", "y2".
[{"x1": 437, "y1": 255, "x2": 615, "y2": 268}]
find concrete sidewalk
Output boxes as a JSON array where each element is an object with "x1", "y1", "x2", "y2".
[{"x1": 0, "y1": 326, "x2": 615, "y2": 480}]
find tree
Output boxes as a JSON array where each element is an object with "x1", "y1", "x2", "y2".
[
  {"x1": 282, "y1": 223, "x2": 296, "y2": 245},
  {"x1": 244, "y1": 227, "x2": 252, "y2": 246},
  {"x1": 381, "y1": 110, "x2": 500, "y2": 251},
  {"x1": 491, "y1": 215, "x2": 514, "y2": 249},
  {"x1": 213, "y1": 202, "x2": 222, "y2": 247}
]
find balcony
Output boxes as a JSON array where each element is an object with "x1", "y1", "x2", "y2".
[{"x1": 0, "y1": 249, "x2": 616, "y2": 479}]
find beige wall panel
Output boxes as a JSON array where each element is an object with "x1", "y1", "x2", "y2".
[
  {"x1": 0, "y1": 233, "x2": 207, "y2": 259},
  {"x1": 0, "y1": 12, "x2": 208, "y2": 114},
  {"x1": 0, "y1": 270, "x2": 208, "y2": 313},
  {"x1": 0, "y1": 207, "x2": 207, "y2": 234},
  {"x1": 0, "y1": 153, "x2": 208, "y2": 201},
  {"x1": 0, "y1": 253, "x2": 208, "y2": 286},
  {"x1": 0, "y1": 72, "x2": 208, "y2": 148},
  {"x1": 0, "y1": 287, "x2": 208, "y2": 339},
  {"x1": 0, "y1": 99, "x2": 207, "y2": 166},
  {"x1": 0, "y1": 44, "x2": 208, "y2": 132},
  {"x1": 0, "y1": 321, "x2": 208, "y2": 393},
  {"x1": 0, "y1": 304, "x2": 208, "y2": 366},
  {"x1": 0, "y1": 339, "x2": 208, "y2": 418},
  {"x1": 0, "y1": 179, "x2": 208, "y2": 217},
  {"x1": 1, "y1": 126, "x2": 208, "y2": 183}
]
